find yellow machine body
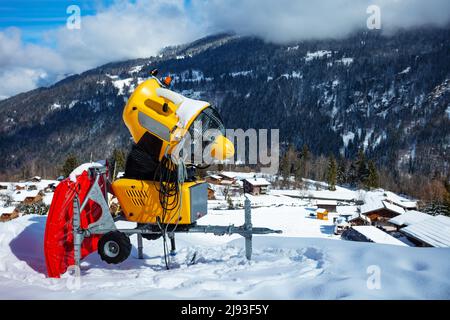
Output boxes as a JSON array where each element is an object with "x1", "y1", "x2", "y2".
[
  {"x1": 122, "y1": 77, "x2": 234, "y2": 161},
  {"x1": 111, "y1": 178, "x2": 208, "y2": 225},
  {"x1": 115, "y1": 75, "x2": 235, "y2": 225}
]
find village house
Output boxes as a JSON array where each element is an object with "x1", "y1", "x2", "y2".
[
  {"x1": 0, "y1": 207, "x2": 19, "y2": 222},
  {"x1": 207, "y1": 185, "x2": 216, "y2": 200},
  {"x1": 12, "y1": 189, "x2": 42, "y2": 205},
  {"x1": 316, "y1": 200, "x2": 337, "y2": 213},
  {"x1": 205, "y1": 174, "x2": 223, "y2": 185},
  {"x1": 218, "y1": 172, "x2": 239, "y2": 186},
  {"x1": 243, "y1": 177, "x2": 271, "y2": 196},
  {"x1": 15, "y1": 184, "x2": 26, "y2": 191},
  {"x1": 360, "y1": 198, "x2": 405, "y2": 224},
  {"x1": 348, "y1": 213, "x2": 371, "y2": 226},
  {"x1": 29, "y1": 176, "x2": 42, "y2": 183}
]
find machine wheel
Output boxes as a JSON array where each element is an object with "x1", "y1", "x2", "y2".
[
  {"x1": 137, "y1": 223, "x2": 162, "y2": 240},
  {"x1": 98, "y1": 231, "x2": 131, "y2": 264},
  {"x1": 142, "y1": 233, "x2": 162, "y2": 241}
]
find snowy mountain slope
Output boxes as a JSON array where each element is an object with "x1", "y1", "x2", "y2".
[
  {"x1": 1, "y1": 209, "x2": 449, "y2": 299},
  {"x1": 0, "y1": 28, "x2": 449, "y2": 178}
]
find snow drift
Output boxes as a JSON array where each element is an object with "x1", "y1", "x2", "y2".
[{"x1": 1, "y1": 214, "x2": 449, "y2": 299}]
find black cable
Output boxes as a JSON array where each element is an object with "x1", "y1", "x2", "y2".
[{"x1": 154, "y1": 156, "x2": 181, "y2": 270}]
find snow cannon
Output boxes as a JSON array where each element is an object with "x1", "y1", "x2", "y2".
[{"x1": 44, "y1": 70, "x2": 281, "y2": 278}]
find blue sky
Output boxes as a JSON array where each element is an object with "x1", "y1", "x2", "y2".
[
  {"x1": 0, "y1": 0, "x2": 194, "y2": 43},
  {"x1": 0, "y1": 0, "x2": 117, "y2": 43}
]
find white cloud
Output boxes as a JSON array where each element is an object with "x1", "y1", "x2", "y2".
[
  {"x1": 194, "y1": 0, "x2": 450, "y2": 43},
  {"x1": 0, "y1": 67, "x2": 49, "y2": 98},
  {"x1": 0, "y1": 0, "x2": 202, "y2": 99},
  {"x1": 1, "y1": 0, "x2": 450, "y2": 99},
  {"x1": 49, "y1": 0, "x2": 203, "y2": 73},
  {"x1": 0, "y1": 28, "x2": 67, "y2": 98}
]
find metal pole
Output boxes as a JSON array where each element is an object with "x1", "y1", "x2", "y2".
[
  {"x1": 137, "y1": 234, "x2": 144, "y2": 259},
  {"x1": 244, "y1": 197, "x2": 252, "y2": 260},
  {"x1": 73, "y1": 195, "x2": 82, "y2": 269},
  {"x1": 169, "y1": 233, "x2": 176, "y2": 256}
]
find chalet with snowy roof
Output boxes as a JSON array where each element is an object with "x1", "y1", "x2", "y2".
[
  {"x1": 29, "y1": 176, "x2": 42, "y2": 183},
  {"x1": 207, "y1": 185, "x2": 216, "y2": 200},
  {"x1": 0, "y1": 206, "x2": 19, "y2": 222},
  {"x1": 316, "y1": 200, "x2": 337, "y2": 213},
  {"x1": 360, "y1": 198, "x2": 405, "y2": 224},
  {"x1": 218, "y1": 172, "x2": 237, "y2": 181},
  {"x1": 400, "y1": 215, "x2": 450, "y2": 247},
  {"x1": 243, "y1": 177, "x2": 270, "y2": 195},
  {"x1": 12, "y1": 189, "x2": 42, "y2": 205},
  {"x1": 348, "y1": 213, "x2": 371, "y2": 226},
  {"x1": 205, "y1": 174, "x2": 223, "y2": 185}
]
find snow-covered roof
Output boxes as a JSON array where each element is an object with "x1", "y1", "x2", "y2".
[
  {"x1": 352, "y1": 226, "x2": 408, "y2": 246},
  {"x1": 219, "y1": 172, "x2": 237, "y2": 179},
  {"x1": 244, "y1": 178, "x2": 270, "y2": 186},
  {"x1": 382, "y1": 201, "x2": 406, "y2": 215},
  {"x1": 360, "y1": 198, "x2": 405, "y2": 215},
  {"x1": 349, "y1": 213, "x2": 371, "y2": 223},
  {"x1": 0, "y1": 206, "x2": 16, "y2": 215},
  {"x1": 389, "y1": 211, "x2": 431, "y2": 227},
  {"x1": 336, "y1": 206, "x2": 358, "y2": 216},
  {"x1": 208, "y1": 174, "x2": 222, "y2": 180},
  {"x1": 401, "y1": 215, "x2": 450, "y2": 248},
  {"x1": 316, "y1": 208, "x2": 327, "y2": 214},
  {"x1": 11, "y1": 189, "x2": 39, "y2": 202},
  {"x1": 306, "y1": 190, "x2": 356, "y2": 201},
  {"x1": 316, "y1": 200, "x2": 337, "y2": 206},
  {"x1": 360, "y1": 198, "x2": 384, "y2": 214},
  {"x1": 384, "y1": 191, "x2": 417, "y2": 209}
]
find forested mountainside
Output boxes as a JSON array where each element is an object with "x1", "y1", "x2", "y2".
[{"x1": 0, "y1": 28, "x2": 449, "y2": 181}]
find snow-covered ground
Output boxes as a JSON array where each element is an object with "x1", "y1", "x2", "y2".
[
  {"x1": 0, "y1": 206, "x2": 449, "y2": 299},
  {"x1": 0, "y1": 176, "x2": 449, "y2": 299}
]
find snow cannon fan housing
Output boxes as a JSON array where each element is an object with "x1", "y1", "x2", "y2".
[{"x1": 112, "y1": 76, "x2": 234, "y2": 225}]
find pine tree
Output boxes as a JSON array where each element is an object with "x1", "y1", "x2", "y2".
[
  {"x1": 355, "y1": 149, "x2": 369, "y2": 188},
  {"x1": 327, "y1": 155, "x2": 337, "y2": 191},
  {"x1": 337, "y1": 159, "x2": 347, "y2": 185},
  {"x1": 347, "y1": 162, "x2": 358, "y2": 186},
  {"x1": 280, "y1": 144, "x2": 297, "y2": 188},
  {"x1": 111, "y1": 148, "x2": 126, "y2": 176},
  {"x1": 300, "y1": 144, "x2": 310, "y2": 179},
  {"x1": 61, "y1": 154, "x2": 79, "y2": 178},
  {"x1": 294, "y1": 156, "x2": 303, "y2": 188},
  {"x1": 280, "y1": 152, "x2": 290, "y2": 188},
  {"x1": 366, "y1": 160, "x2": 379, "y2": 189}
]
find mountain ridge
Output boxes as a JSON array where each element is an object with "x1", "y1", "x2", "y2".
[{"x1": 0, "y1": 29, "x2": 449, "y2": 179}]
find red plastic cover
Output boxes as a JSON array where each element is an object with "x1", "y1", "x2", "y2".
[{"x1": 44, "y1": 170, "x2": 107, "y2": 278}]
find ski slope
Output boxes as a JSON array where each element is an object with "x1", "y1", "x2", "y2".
[{"x1": 1, "y1": 207, "x2": 450, "y2": 299}]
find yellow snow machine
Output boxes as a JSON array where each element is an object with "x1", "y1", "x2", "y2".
[{"x1": 44, "y1": 70, "x2": 281, "y2": 278}]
